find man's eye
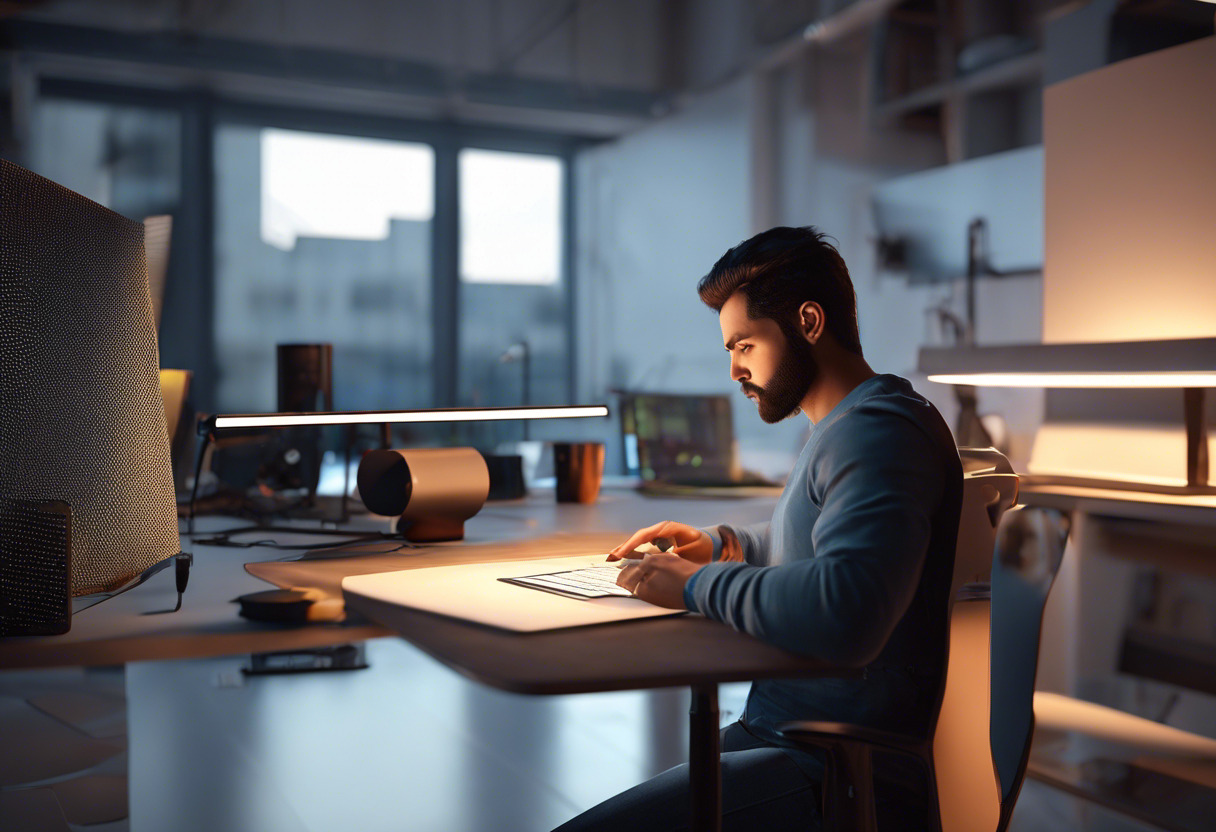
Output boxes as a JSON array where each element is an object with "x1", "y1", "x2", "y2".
[{"x1": 739, "y1": 344, "x2": 751, "y2": 354}]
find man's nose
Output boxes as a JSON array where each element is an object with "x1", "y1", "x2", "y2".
[{"x1": 730, "y1": 356, "x2": 748, "y2": 383}]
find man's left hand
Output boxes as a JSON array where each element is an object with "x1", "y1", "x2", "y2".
[{"x1": 615, "y1": 552, "x2": 701, "y2": 610}]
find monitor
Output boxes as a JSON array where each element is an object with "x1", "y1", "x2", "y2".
[
  {"x1": 0, "y1": 159, "x2": 181, "y2": 597},
  {"x1": 619, "y1": 393, "x2": 740, "y2": 485}
]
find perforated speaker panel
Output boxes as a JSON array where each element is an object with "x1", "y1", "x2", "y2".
[
  {"x1": 0, "y1": 499, "x2": 71, "y2": 635},
  {"x1": 0, "y1": 159, "x2": 180, "y2": 595}
]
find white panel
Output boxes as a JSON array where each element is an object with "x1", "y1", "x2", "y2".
[
  {"x1": 1044, "y1": 37, "x2": 1216, "y2": 343},
  {"x1": 1028, "y1": 421, "x2": 1216, "y2": 485}
]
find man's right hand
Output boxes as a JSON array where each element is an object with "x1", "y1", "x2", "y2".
[{"x1": 607, "y1": 521, "x2": 713, "y2": 565}]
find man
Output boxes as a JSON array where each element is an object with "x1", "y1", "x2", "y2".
[{"x1": 555, "y1": 226, "x2": 963, "y2": 831}]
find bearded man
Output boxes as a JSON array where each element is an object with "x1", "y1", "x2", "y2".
[{"x1": 555, "y1": 226, "x2": 964, "y2": 831}]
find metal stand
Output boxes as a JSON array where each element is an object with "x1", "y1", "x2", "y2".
[{"x1": 689, "y1": 683, "x2": 722, "y2": 832}]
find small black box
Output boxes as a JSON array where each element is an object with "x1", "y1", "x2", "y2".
[{"x1": 0, "y1": 499, "x2": 72, "y2": 636}]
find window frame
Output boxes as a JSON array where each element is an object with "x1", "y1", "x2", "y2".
[{"x1": 36, "y1": 77, "x2": 583, "y2": 412}]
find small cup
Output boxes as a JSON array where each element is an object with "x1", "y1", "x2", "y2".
[{"x1": 553, "y1": 442, "x2": 605, "y2": 504}]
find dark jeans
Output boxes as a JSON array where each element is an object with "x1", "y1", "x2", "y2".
[{"x1": 552, "y1": 721, "x2": 823, "y2": 832}]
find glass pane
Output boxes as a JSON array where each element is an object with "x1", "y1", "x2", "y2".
[
  {"x1": 457, "y1": 149, "x2": 569, "y2": 429},
  {"x1": 459, "y1": 149, "x2": 562, "y2": 285},
  {"x1": 28, "y1": 99, "x2": 182, "y2": 221},
  {"x1": 215, "y1": 126, "x2": 434, "y2": 413},
  {"x1": 27, "y1": 98, "x2": 182, "y2": 332}
]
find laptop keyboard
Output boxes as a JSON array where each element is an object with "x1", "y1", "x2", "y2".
[{"x1": 502, "y1": 565, "x2": 633, "y2": 599}]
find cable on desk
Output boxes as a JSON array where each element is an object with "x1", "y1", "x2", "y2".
[
  {"x1": 191, "y1": 528, "x2": 403, "y2": 552},
  {"x1": 73, "y1": 551, "x2": 193, "y2": 615},
  {"x1": 185, "y1": 429, "x2": 213, "y2": 536},
  {"x1": 269, "y1": 539, "x2": 418, "y2": 562}
]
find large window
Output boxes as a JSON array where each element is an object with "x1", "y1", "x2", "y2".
[
  {"x1": 214, "y1": 126, "x2": 435, "y2": 413},
  {"x1": 28, "y1": 98, "x2": 181, "y2": 222},
  {"x1": 459, "y1": 149, "x2": 562, "y2": 286},
  {"x1": 23, "y1": 90, "x2": 573, "y2": 422},
  {"x1": 458, "y1": 148, "x2": 569, "y2": 435}
]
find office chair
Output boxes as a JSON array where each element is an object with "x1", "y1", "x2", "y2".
[{"x1": 779, "y1": 450, "x2": 1067, "y2": 832}]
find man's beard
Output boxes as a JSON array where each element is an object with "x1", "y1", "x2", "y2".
[{"x1": 741, "y1": 327, "x2": 818, "y2": 423}]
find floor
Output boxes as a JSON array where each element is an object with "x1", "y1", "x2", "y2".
[{"x1": 0, "y1": 638, "x2": 1192, "y2": 831}]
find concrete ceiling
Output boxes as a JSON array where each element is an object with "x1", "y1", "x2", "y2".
[{"x1": 2, "y1": 1, "x2": 1209, "y2": 137}]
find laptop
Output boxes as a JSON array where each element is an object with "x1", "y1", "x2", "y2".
[
  {"x1": 342, "y1": 554, "x2": 685, "y2": 632},
  {"x1": 619, "y1": 392, "x2": 780, "y2": 489}
]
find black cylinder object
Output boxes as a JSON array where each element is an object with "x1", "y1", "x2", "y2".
[
  {"x1": 357, "y1": 450, "x2": 415, "y2": 516},
  {"x1": 483, "y1": 453, "x2": 527, "y2": 500},
  {"x1": 276, "y1": 344, "x2": 333, "y2": 413}
]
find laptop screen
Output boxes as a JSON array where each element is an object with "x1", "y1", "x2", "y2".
[{"x1": 620, "y1": 393, "x2": 738, "y2": 484}]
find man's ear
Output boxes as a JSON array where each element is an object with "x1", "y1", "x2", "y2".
[{"x1": 798, "y1": 302, "x2": 826, "y2": 344}]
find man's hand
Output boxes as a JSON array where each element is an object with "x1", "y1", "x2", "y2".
[
  {"x1": 607, "y1": 521, "x2": 712, "y2": 564},
  {"x1": 615, "y1": 552, "x2": 701, "y2": 609}
]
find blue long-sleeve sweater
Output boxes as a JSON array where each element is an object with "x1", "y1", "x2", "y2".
[{"x1": 684, "y1": 374, "x2": 963, "y2": 781}]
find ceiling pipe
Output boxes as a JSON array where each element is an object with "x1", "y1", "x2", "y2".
[
  {"x1": 755, "y1": 0, "x2": 905, "y2": 73},
  {"x1": 662, "y1": 0, "x2": 902, "y2": 118}
]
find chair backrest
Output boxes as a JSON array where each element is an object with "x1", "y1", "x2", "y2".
[
  {"x1": 989, "y1": 507, "x2": 1068, "y2": 829},
  {"x1": 951, "y1": 449, "x2": 1020, "y2": 600},
  {"x1": 933, "y1": 448, "x2": 1019, "y2": 832}
]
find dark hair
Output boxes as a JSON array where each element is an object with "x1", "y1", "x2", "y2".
[{"x1": 697, "y1": 226, "x2": 863, "y2": 356}]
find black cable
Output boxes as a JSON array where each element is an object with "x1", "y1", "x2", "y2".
[
  {"x1": 187, "y1": 430, "x2": 214, "y2": 536},
  {"x1": 189, "y1": 527, "x2": 405, "y2": 552}
]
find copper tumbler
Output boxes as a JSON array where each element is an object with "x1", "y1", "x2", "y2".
[{"x1": 554, "y1": 442, "x2": 605, "y2": 503}]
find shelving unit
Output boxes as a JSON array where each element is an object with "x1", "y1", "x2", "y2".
[{"x1": 869, "y1": 0, "x2": 1045, "y2": 162}]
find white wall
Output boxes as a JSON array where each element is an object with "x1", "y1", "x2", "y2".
[
  {"x1": 572, "y1": 77, "x2": 810, "y2": 476},
  {"x1": 770, "y1": 45, "x2": 1046, "y2": 471},
  {"x1": 1045, "y1": 36, "x2": 1216, "y2": 344},
  {"x1": 570, "y1": 43, "x2": 1051, "y2": 476}
]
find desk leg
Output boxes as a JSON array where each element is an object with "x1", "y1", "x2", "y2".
[{"x1": 689, "y1": 682, "x2": 721, "y2": 832}]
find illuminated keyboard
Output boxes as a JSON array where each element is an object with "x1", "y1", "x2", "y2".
[{"x1": 501, "y1": 565, "x2": 634, "y2": 599}]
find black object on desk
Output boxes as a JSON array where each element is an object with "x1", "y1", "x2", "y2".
[
  {"x1": 0, "y1": 499, "x2": 72, "y2": 636},
  {"x1": 484, "y1": 453, "x2": 527, "y2": 500}
]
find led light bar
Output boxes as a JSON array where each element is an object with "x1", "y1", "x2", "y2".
[
  {"x1": 927, "y1": 372, "x2": 1216, "y2": 388},
  {"x1": 209, "y1": 405, "x2": 609, "y2": 431},
  {"x1": 918, "y1": 338, "x2": 1216, "y2": 388}
]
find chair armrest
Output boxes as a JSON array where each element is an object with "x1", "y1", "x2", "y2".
[{"x1": 778, "y1": 720, "x2": 927, "y2": 758}]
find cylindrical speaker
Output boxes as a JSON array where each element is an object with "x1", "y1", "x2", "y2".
[
  {"x1": 357, "y1": 448, "x2": 490, "y2": 542},
  {"x1": 275, "y1": 344, "x2": 333, "y2": 494},
  {"x1": 276, "y1": 344, "x2": 333, "y2": 413}
]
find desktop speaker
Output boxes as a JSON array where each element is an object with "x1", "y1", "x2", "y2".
[
  {"x1": 0, "y1": 500, "x2": 72, "y2": 636},
  {"x1": 276, "y1": 343, "x2": 333, "y2": 413},
  {"x1": 274, "y1": 343, "x2": 333, "y2": 494},
  {"x1": 357, "y1": 448, "x2": 490, "y2": 542},
  {"x1": 0, "y1": 159, "x2": 181, "y2": 596}
]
